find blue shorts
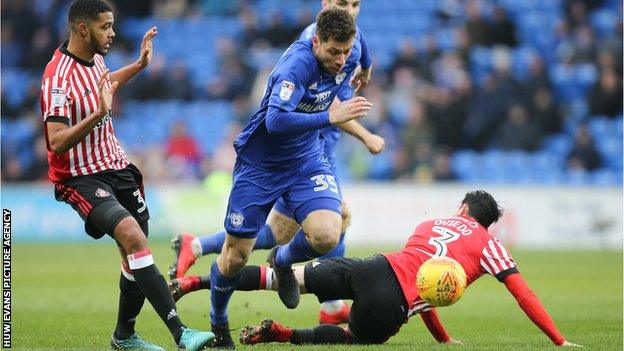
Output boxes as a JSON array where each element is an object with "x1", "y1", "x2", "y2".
[
  {"x1": 274, "y1": 161, "x2": 341, "y2": 219},
  {"x1": 224, "y1": 159, "x2": 342, "y2": 238}
]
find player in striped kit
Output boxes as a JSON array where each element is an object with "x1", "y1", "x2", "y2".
[
  {"x1": 41, "y1": 1, "x2": 214, "y2": 350},
  {"x1": 174, "y1": 190, "x2": 581, "y2": 347}
]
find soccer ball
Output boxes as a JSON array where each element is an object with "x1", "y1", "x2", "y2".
[{"x1": 416, "y1": 256, "x2": 467, "y2": 307}]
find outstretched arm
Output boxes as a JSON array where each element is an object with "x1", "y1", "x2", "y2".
[
  {"x1": 110, "y1": 27, "x2": 157, "y2": 87},
  {"x1": 503, "y1": 273, "x2": 581, "y2": 347},
  {"x1": 329, "y1": 97, "x2": 385, "y2": 154}
]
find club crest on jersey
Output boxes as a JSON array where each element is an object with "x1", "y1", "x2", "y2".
[
  {"x1": 335, "y1": 72, "x2": 347, "y2": 85},
  {"x1": 50, "y1": 88, "x2": 67, "y2": 108},
  {"x1": 229, "y1": 212, "x2": 244, "y2": 228},
  {"x1": 95, "y1": 188, "x2": 110, "y2": 198},
  {"x1": 279, "y1": 80, "x2": 295, "y2": 101}
]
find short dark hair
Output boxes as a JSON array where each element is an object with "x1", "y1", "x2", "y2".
[
  {"x1": 316, "y1": 8, "x2": 356, "y2": 42},
  {"x1": 68, "y1": 0, "x2": 112, "y2": 24},
  {"x1": 461, "y1": 190, "x2": 503, "y2": 228}
]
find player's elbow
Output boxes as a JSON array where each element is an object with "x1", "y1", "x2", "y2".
[
  {"x1": 48, "y1": 138, "x2": 69, "y2": 154},
  {"x1": 266, "y1": 108, "x2": 286, "y2": 134}
]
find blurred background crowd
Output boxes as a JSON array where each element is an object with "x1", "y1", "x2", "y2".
[{"x1": 1, "y1": 0, "x2": 622, "y2": 185}]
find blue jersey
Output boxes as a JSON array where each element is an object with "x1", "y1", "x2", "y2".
[
  {"x1": 233, "y1": 39, "x2": 357, "y2": 169},
  {"x1": 299, "y1": 23, "x2": 372, "y2": 163}
]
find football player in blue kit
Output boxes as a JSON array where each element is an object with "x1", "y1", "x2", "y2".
[
  {"x1": 170, "y1": 0, "x2": 385, "y2": 330},
  {"x1": 202, "y1": 9, "x2": 373, "y2": 348}
]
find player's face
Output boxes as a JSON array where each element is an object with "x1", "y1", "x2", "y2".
[
  {"x1": 313, "y1": 35, "x2": 354, "y2": 75},
  {"x1": 85, "y1": 12, "x2": 115, "y2": 55},
  {"x1": 324, "y1": 0, "x2": 361, "y2": 20}
]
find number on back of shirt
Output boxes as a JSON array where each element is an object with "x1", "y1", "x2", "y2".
[
  {"x1": 429, "y1": 226, "x2": 461, "y2": 256},
  {"x1": 310, "y1": 174, "x2": 338, "y2": 193}
]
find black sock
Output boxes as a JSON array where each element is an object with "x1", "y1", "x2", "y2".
[
  {"x1": 238, "y1": 266, "x2": 261, "y2": 291},
  {"x1": 132, "y1": 264, "x2": 185, "y2": 343},
  {"x1": 199, "y1": 275, "x2": 211, "y2": 290},
  {"x1": 114, "y1": 273, "x2": 145, "y2": 340},
  {"x1": 199, "y1": 266, "x2": 261, "y2": 291},
  {"x1": 291, "y1": 325, "x2": 350, "y2": 344}
]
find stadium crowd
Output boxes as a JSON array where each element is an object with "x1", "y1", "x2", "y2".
[{"x1": 2, "y1": 0, "x2": 622, "y2": 184}]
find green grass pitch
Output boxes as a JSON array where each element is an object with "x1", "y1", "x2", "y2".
[{"x1": 11, "y1": 241, "x2": 623, "y2": 350}]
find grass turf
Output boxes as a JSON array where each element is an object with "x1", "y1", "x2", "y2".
[{"x1": 11, "y1": 241, "x2": 623, "y2": 350}]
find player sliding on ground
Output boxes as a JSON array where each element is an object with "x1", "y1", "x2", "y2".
[
  {"x1": 41, "y1": 1, "x2": 214, "y2": 350},
  {"x1": 169, "y1": 0, "x2": 383, "y2": 327},
  {"x1": 172, "y1": 190, "x2": 582, "y2": 347}
]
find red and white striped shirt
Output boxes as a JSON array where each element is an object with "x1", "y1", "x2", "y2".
[
  {"x1": 383, "y1": 215, "x2": 518, "y2": 317},
  {"x1": 41, "y1": 42, "x2": 129, "y2": 184}
]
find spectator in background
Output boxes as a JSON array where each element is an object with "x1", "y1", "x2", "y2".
[
  {"x1": 531, "y1": 87, "x2": 563, "y2": 136},
  {"x1": 432, "y1": 147, "x2": 458, "y2": 181},
  {"x1": 390, "y1": 40, "x2": 419, "y2": 75},
  {"x1": 567, "y1": 125, "x2": 602, "y2": 171},
  {"x1": 168, "y1": 61, "x2": 194, "y2": 100},
  {"x1": 589, "y1": 68, "x2": 623, "y2": 117},
  {"x1": 165, "y1": 121, "x2": 202, "y2": 179},
  {"x1": 464, "y1": 0, "x2": 489, "y2": 46},
  {"x1": 22, "y1": 135, "x2": 49, "y2": 182},
  {"x1": 259, "y1": 11, "x2": 294, "y2": 47},
  {"x1": 132, "y1": 54, "x2": 169, "y2": 100},
  {"x1": 487, "y1": 5, "x2": 517, "y2": 47},
  {"x1": 495, "y1": 104, "x2": 542, "y2": 151}
]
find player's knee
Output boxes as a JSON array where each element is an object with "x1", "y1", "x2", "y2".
[
  {"x1": 268, "y1": 213, "x2": 299, "y2": 244},
  {"x1": 115, "y1": 218, "x2": 148, "y2": 253},
  {"x1": 223, "y1": 245, "x2": 250, "y2": 272},
  {"x1": 341, "y1": 211, "x2": 352, "y2": 232},
  {"x1": 308, "y1": 225, "x2": 341, "y2": 254}
]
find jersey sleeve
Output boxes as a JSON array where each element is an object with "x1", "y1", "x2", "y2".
[
  {"x1": 268, "y1": 56, "x2": 312, "y2": 112},
  {"x1": 479, "y1": 238, "x2": 518, "y2": 281},
  {"x1": 41, "y1": 75, "x2": 72, "y2": 125},
  {"x1": 299, "y1": 23, "x2": 316, "y2": 41},
  {"x1": 358, "y1": 28, "x2": 373, "y2": 70}
]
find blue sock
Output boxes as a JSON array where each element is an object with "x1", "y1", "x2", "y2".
[
  {"x1": 199, "y1": 231, "x2": 226, "y2": 255},
  {"x1": 209, "y1": 261, "x2": 241, "y2": 326},
  {"x1": 275, "y1": 229, "x2": 321, "y2": 267},
  {"x1": 318, "y1": 232, "x2": 346, "y2": 260},
  {"x1": 200, "y1": 225, "x2": 276, "y2": 256},
  {"x1": 253, "y1": 225, "x2": 276, "y2": 249}
]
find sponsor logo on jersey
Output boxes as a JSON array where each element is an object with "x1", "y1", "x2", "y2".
[
  {"x1": 314, "y1": 91, "x2": 331, "y2": 104},
  {"x1": 50, "y1": 88, "x2": 67, "y2": 108},
  {"x1": 83, "y1": 88, "x2": 91, "y2": 97},
  {"x1": 335, "y1": 72, "x2": 347, "y2": 85},
  {"x1": 279, "y1": 80, "x2": 295, "y2": 101},
  {"x1": 95, "y1": 188, "x2": 110, "y2": 198},
  {"x1": 229, "y1": 212, "x2": 244, "y2": 228}
]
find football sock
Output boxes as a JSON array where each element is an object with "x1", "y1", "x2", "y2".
[
  {"x1": 198, "y1": 265, "x2": 273, "y2": 291},
  {"x1": 209, "y1": 261, "x2": 241, "y2": 326},
  {"x1": 199, "y1": 225, "x2": 276, "y2": 255},
  {"x1": 199, "y1": 275, "x2": 211, "y2": 290},
  {"x1": 275, "y1": 229, "x2": 321, "y2": 267},
  {"x1": 291, "y1": 325, "x2": 351, "y2": 344},
  {"x1": 128, "y1": 248, "x2": 185, "y2": 343},
  {"x1": 318, "y1": 232, "x2": 345, "y2": 260},
  {"x1": 114, "y1": 265, "x2": 145, "y2": 340}
]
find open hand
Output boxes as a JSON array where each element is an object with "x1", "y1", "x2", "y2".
[
  {"x1": 97, "y1": 70, "x2": 118, "y2": 117},
  {"x1": 350, "y1": 66, "x2": 372, "y2": 95},
  {"x1": 138, "y1": 26, "x2": 158, "y2": 68}
]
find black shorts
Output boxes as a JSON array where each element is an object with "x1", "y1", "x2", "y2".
[
  {"x1": 54, "y1": 164, "x2": 150, "y2": 239},
  {"x1": 304, "y1": 254, "x2": 408, "y2": 344}
]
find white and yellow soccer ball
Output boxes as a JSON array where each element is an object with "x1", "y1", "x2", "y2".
[{"x1": 416, "y1": 256, "x2": 467, "y2": 307}]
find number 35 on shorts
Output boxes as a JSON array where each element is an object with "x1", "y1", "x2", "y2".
[{"x1": 310, "y1": 174, "x2": 339, "y2": 193}]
